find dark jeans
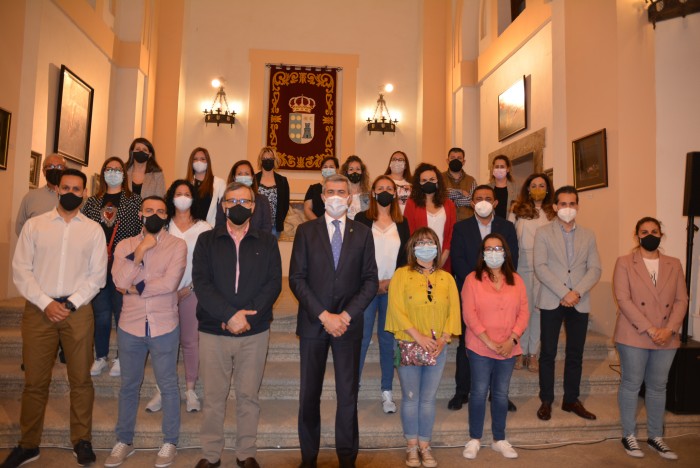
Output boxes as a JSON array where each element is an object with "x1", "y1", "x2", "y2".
[
  {"x1": 468, "y1": 350, "x2": 515, "y2": 441},
  {"x1": 538, "y1": 305, "x2": 588, "y2": 404},
  {"x1": 454, "y1": 320, "x2": 471, "y2": 396},
  {"x1": 92, "y1": 269, "x2": 122, "y2": 359}
]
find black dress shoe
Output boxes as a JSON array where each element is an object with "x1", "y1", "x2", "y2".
[
  {"x1": 507, "y1": 399, "x2": 517, "y2": 412},
  {"x1": 1, "y1": 446, "x2": 40, "y2": 468},
  {"x1": 236, "y1": 457, "x2": 260, "y2": 468},
  {"x1": 537, "y1": 401, "x2": 552, "y2": 421},
  {"x1": 195, "y1": 458, "x2": 221, "y2": 468},
  {"x1": 448, "y1": 393, "x2": 469, "y2": 410},
  {"x1": 562, "y1": 400, "x2": 596, "y2": 420},
  {"x1": 73, "y1": 439, "x2": 96, "y2": 466}
]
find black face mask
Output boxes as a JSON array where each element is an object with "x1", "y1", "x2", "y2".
[
  {"x1": 46, "y1": 168, "x2": 63, "y2": 186},
  {"x1": 375, "y1": 191, "x2": 394, "y2": 207},
  {"x1": 262, "y1": 159, "x2": 275, "y2": 171},
  {"x1": 142, "y1": 214, "x2": 167, "y2": 234},
  {"x1": 59, "y1": 192, "x2": 83, "y2": 211},
  {"x1": 421, "y1": 182, "x2": 438, "y2": 194},
  {"x1": 132, "y1": 151, "x2": 150, "y2": 164},
  {"x1": 639, "y1": 234, "x2": 661, "y2": 252},
  {"x1": 448, "y1": 159, "x2": 464, "y2": 172},
  {"x1": 347, "y1": 172, "x2": 362, "y2": 184},
  {"x1": 227, "y1": 205, "x2": 252, "y2": 226}
]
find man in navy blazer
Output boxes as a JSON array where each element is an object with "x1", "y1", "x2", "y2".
[
  {"x1": 289, "y1": 174, "x2": 378, "y2": 468},
  {"x1": 449, "y1": 185, "x2": 519, "y2": 411}
]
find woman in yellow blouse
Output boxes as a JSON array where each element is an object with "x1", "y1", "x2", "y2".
[{"x1": 386, "y1": 227, "x2": 462, "y2": 468}]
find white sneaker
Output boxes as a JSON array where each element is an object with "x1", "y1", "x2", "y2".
[
  {"x1": 492, "y1": 440, "x2": 518, "y2": 459},
  {"x1": 381, "y1": 390, "x2": 396, "y2": 414},
  {"x1": 463, "y1": 439, "x2": 480, "y2": 459},
  {"x1": 146, "y1": 389, "x2": 162, "y2": 413},
  {"x1": 90, "y1": 357, "x2": 108, "y2": 376},
  {"x1": 622, "y1": 435, "x2": 644, "y2": 458},
  {"x1": 154, "y1": 442, "x2": 177, "y2": 467},
  {"x1": 185, "y1": 389, "x2": 201, "y2": 412},
  {"x1": 647, "y1": 437, "x2": 678, "y2": 460},
  {"x1": 109, "y1": 358, "x2": 121, "y2": 377},
  {"x1": 104, "y1": 442, "x2": 135, "y2": 467}
]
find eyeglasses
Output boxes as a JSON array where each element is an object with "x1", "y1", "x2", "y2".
[
  {"x1": 427, "y1": 279, "x2": 433, "y2": 302},
  {"x1": 484, "y1": 246, "x2": 505, "y2": 253},
  {"x1": 415, "y1": 240, "x2": 436, "y2": 247},
  {"x1": 105, "y1": 168, "x2": 123, "y2": 174},
  {"x1": 224, "y1": 198, "x2": 254, "y2": 208},
  {"x1": 390, "y1": 158, "x2": 405, "y2": 163},
  {"x1": 44, "y1": 164, "x2": 66, "y2": 170}
]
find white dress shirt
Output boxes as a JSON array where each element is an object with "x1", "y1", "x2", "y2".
[
  {"x1": 13, "y1": 208, "x2": 107, "y2": 311},
  {"x1": 324, "y1": 212, "x2": 347, "y2": 242}
]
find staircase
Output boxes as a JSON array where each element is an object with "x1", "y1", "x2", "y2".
[{"x1": 1, "y1": 284, "x2": 699, "y2": 451}]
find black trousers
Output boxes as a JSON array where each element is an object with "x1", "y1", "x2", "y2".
[
  {"x1": 298, "y1": 336, "x2": 361, "y2": 466},
  {"x1": 454, "y1": 319, "x2": 471, "y2": 396},
  {"x1": 538, "y1": 305, "x2": 589, "y2": 404}
]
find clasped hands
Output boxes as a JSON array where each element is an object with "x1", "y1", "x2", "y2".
[
  {"x1": 560, "y1": 290, "x2": 581, "y2": 308},
  {"x1": 646, "y1": 326, "x2": 673, "y2": 346},
  {"x1": 320, "y1": 310, "x2": 351, "y2": 337},
  {"x1": 415, "y1": 333, "x2": 447, "y2": 358},
  {"x1": 44, "y1": 301, "x2": 71, "y2": 322},
  {"x1": 484, "y1": 335, "x2": 515, "y2": 358},
  {"x1": 220, "y1": 309, "x2": 257, "y2": 335}
]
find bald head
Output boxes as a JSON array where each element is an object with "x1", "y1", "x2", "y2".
[{"x1": 43, "y1": 153, "x2": 67, "y2": 188}]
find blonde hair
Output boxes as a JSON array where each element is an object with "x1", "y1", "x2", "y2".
[{"x1": 257, "y1": 146, "x2": 279, "y2": 170}]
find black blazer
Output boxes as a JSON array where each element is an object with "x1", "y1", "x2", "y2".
[
  {"x1": 353, "y1": 210, "x2": 410, "y2": 269},
  {"x1": 289, "y1": 216, "x2": 379, "y2": 340},
  {"x1": 192, "y1": 225, "x2": 282, "y2": 337},
  {"x1": 451, "y1": 215, "x2": 519, "y2": 291},
  {"x1": 255, "y1": 171, "x2": 290, "y2": 232}
]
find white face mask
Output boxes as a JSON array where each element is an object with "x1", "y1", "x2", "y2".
[
  {"x1": 235, "y1": 175, "x2": 253, "y2": 187},
  {"x1": 193, "y1": 161, "x2": 208, "y2": 174},
  {"x1": 493, "y1": 168, "x2": 507, "y2": 180},
  {"x1": 173, "y1": 196, "x2": 193, "y2": 211},
  {"x1": 390, "y1": 161, "x2": 405, "y2": 175},
  {"x1": 483, "y1": 251, "x2": 505, "y2": 269},
  {"x1": 324, "y1": 195, "x2": 349, "y2": 218},
  {"x1": 474, "y1": 200, "x2": 494, "y2": 218},
  {"x1": 557, "y1": 207, "x2": 577, "y2": 224}
]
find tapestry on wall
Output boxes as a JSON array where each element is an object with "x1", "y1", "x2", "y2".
[{"x1": 266, "y1": 65, "x2": 337, "y2": 170}]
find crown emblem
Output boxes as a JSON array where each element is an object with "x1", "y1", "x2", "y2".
[{"x1": 289, "y1": 95, "x2": 316, "y2": 113}]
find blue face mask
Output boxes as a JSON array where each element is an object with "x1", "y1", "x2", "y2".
[
  {"x1": 321, "y1": 168, "x2": 336, "y2": 178},
  {"x1": 235, "y1": 175, "x2": 253, "y2": 187},
  {"x1": 414, "y1": 245, "x2": 438, "y2": 262},
  {"x1": 104, "y1": 170, "x2": 124, "y2": 188}
]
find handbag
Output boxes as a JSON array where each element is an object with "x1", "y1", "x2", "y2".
[{"x1": 396, "y1": 340, "x2": 437, "y2": 367}]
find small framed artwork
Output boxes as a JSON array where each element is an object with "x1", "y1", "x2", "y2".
[
  {"x1": 572, "y1": 128, "x2": 608, "y2": 192},
  {"x1": 498, "y1": 76, "x2": 527, "y2": 141},
  {"x1": 29, "y1": 152, "x2": 42, "y2": 188},
  {"x1": 91, "y1": 173, "x2": 101, "y2": 196},
  {"x1": 0, "y1": 107, "x2": 11, "y2": 170},
  {"x1": 54, "y1": 65, "x2": 94, "y2": 166}
]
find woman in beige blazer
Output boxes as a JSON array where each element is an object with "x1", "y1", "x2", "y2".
[{"x1": 613, "y1": 216, "x2": 688, "y2": 460}]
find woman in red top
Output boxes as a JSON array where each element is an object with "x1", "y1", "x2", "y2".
[
  {"x1": 403, "y1": 163, "x2": 456, "y2": 272},
  {"x1": 461, "y1": 233, "x2": 529, "y2": 460}
]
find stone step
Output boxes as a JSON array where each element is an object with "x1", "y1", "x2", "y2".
[
  {"x1": 0, "y1": 354, "x2": 621, "y2": 401},
  {"x1": 0, "y1": 393, "x2": 698, "y2": 450},
  {"x1": 0, "y1": 325, "x2": 613, "y2": 363}
]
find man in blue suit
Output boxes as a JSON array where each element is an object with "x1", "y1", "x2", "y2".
[
  {"x1": 289, "y1": 174, "x2": 378, "y2": 468},
  {"x1": 448, "y1": 185, "x2": 519, "y2": 411}
]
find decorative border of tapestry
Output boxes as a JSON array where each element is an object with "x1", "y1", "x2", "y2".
[{"x1": 266, "y1": 65, "x2": 337, "y2": 170}]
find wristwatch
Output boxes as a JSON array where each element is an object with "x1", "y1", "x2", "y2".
[{"x1": 64, "y1": 301, "x2": 77, "y2": 312}]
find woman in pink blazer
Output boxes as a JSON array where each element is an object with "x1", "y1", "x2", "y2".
[{"x1": 613, "y1": 217, "x2": 688, "y2": 460}]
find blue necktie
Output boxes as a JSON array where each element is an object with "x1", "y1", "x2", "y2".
[{"x1": 331, "y1": 219, "x2": 342, "y2": 269}]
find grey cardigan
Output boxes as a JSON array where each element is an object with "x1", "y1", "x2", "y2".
[{"x1": 127, "y1": 167, "x2": 166, "y2": 199}]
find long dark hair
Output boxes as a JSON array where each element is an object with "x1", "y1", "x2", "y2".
[
  {"x1": 165, "y1": 179, "x2": 205, "y2": 221},
  {"x1": 475, "y1": 233, "x2": 516, "y2": 285},
  {"x1": 366, "y1": 175, "x2": 403, "y2": 223},
  {"x1": 227, "y1": 160, "x2": 259, "y2": 191},
  {"x1": 97, "y1": 156, "x2": 131, "y2": 198},
  {"x1": 127, "y1": 137, "x2": 163, "y2": 173},
  {"x1": 410, "y1": 163, "x2": 446, "y2": 207},
  {"x1": 186, "y1": 147, "x2": 214, "y2": 199},
  {"x1": 511, "y1": 172, "x2": 555, "y2": 220},
  {"x1": 340, "y1": 155, "x2": 370, "y2": 193}
]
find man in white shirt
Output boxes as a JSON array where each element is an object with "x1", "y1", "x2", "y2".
[{"x1": 6, "y1": 169, "x2": 107, "y2": 468}]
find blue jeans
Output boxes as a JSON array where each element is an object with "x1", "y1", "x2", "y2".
[
  {"x1": 397, "y1": 347, "x2": 447, "y2": 442},
  {"x1": 359, "y1": 294, "x2": 395, "y2": 391},
  {"x1": 116, "y1": 326, "x2": 180, "y2": 445},
  {"x1": 468, "y1": 349, "x2": 516, "y2": 441},
  {"x1": 92, "y1": 269, "x2": 123, "y2": 359},
  {"x1": 617, "y1": 342, "x2": 676, "y2": 439}
]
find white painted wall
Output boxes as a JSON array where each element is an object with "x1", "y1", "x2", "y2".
[
  {"x1": 655, "y1": 14, "x2": 700, "y2": 337},
  {"x1": 179, "y1": 0, "x2": 422, "y2": 193}
]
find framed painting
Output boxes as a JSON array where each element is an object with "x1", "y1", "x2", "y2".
[
  {"x1": 498, "y1": 76, "x2": 527, "y2": 141},
  {"x1": 572, "y1": 129, "x2": 608, "y2": 192},
  {"x1": 54, "y1": 65, "x2": 94, "y2": 166},
  {"x1": 0, "y1": 107, "x2": 10, "y2": 170},
  {"x1": 30, "y1": 152, "x2": 42, "y2": 188}
]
